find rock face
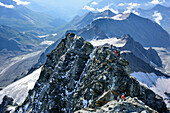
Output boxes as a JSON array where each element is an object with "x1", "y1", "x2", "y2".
[
  {"x1": 15, "y1": 33, "x2": 94, "y2": 112},
  {"x1": 120, "y1": 34, "x2": 162, "y2": 67},
  {"x1": 121, "y1": 52, "x2": 166, "y2": 76},
  {"x1": 137, "y1": 4, "x2": 170, "y2": 33},
  {"x1": 0, "y1": 95, "x2": 16, "y2": 113},
  {"x1": 15, "y1": 33, "x2": 168, "y2": 113}
]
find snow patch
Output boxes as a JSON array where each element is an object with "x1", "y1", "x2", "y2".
[
  {"x1": 52, "y1": 33, "x2": 57, "y2": 36},
  {"x1": 83, "y1": 99, "x2": 88, "y2": 107},
  {"x1": 40, "y1": 41, "x2": 54, "y2": 46},
  {"x1": 120, "y1": 50, "x2": 132, "y2": 54},
  {"x1": 38, "y1": 33, "x2": 57, "y2": 38},
  {"x1": 89, "y1": 37, "x2": 126, "y2": 47},
  {"x1": 111, "y1": 13, "x2": 130, "y2": 20},
  {"x1": 131, "y1": 72, "x2": 170, "y2": 107},
  {"x1": 152, "y1": 11, "x2": 162, "y2": 25},
  {"x1": 150, "y1": 61, "x2": 157, "y2": 67},
  {"x1": 132, "y1": 10, "x2": 140, "y2": 16},
  {"x1": 7, "y1": 105, "x2": 17, "y2": 113},
  {"x1": 38, "y1": 34, "x2": 50, "y2": 38},
  {"x1": 0, "y1": 67, "x2": 42, "y2": 105},
  {"x1": 95, "y1": 13, "x2": 131, "y2": 21},
  {"x1": 23, "y1": 15, "x2": 34, "y2": 24},
  {"x1": 152, "y1": 47, "x2": 170, "y2": 75}
]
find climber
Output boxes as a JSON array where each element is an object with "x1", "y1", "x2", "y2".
[
  {"x1": 113, "y1": 50, "x2": 120, "y2": 56},
  {"x1": 113, "y1": 50, "x2": 119, "y2": 56},
  {"x1": 110, "y1": 44, "x2": 113, "y2": 48},
  {"x1": 121, "y1": 93, "x2": 125, "y2": 100}
]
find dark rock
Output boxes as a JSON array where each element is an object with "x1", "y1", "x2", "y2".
[
  {"x1": 146, "y1": 47, "x2": 162, "y2": 67},
  {"x1": 120, "y1": 34, "x2": 163, "y2": 68},
  {"x1": 0, "y1": 95, "x2": 17, "y2": 113}
]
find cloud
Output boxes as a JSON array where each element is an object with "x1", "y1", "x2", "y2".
[
  {"x1": 83, "y1": 5, "x2": 95, "y2": 11},
  {"x1": 128, "y1": 3, "x2": 140, "y2": 8},
  {"x1": 97, "y1": 4, "x2": 119, "y2": 14},
  {"x1": 0, "y1": 2, "x2": 14, "y2": 8},
  {"x1": 83, "y1": 4, "x2": 119, "y2": 14},
  {"x1": 13, "y1": 0, "x2": 30, "y2": 5},
  {"x1": 91, "y1": 1, "x2": 98, "y2": 5},
  {"x1": 150, "y1": 0, "x2": 162, "y2": 4},
  {"x1": 152, "y1": 11, "x2": 163, "y2": 25},
  {"x1": 132, "y1": 10, "x2": 140, "y2": 16},
  {"x1": 118, "y1": 3, "x2": 125, "y2": 6},
  {"x1": 123, "y1": 3, "x2": 140, "y2": 14}
]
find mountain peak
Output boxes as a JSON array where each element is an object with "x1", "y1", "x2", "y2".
[
  {"x1": 121, "y1": 34, "x2": 133, "y2": 40},
  {"x1": 98, "y1": 10, "x2": 116, "y2": 16},
  {"x1": 15, "y1": 33, "x2": 168, "y2": 113},
  {"x1": 153, "y1": 4, "x2": 169, "y2": 10}
]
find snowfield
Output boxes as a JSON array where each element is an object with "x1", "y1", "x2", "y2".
[
  {"x1": 152, "y1": 47, "x2": 170, "y2": 76},
  {"x1": 131, "y1": 72, "x2": 170, "y2": 107},
  {"x1": 90, "y1": 37, "x2": 126, "y2": 47},
  {"x1": 0, "y1": 67, "x2": 42, "y2": 105}
]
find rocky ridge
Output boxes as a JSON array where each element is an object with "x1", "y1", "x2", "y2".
[
  {"x1": 120, "y1": 34, "x2": 162, "y2": 68},
  {"x1": 75, "y1": 96, "x2": 157, "y2": 113},
  {"x1": 15, "y1": 33, "x2": 168, "y2": 113}
]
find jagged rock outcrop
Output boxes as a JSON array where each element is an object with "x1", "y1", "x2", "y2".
[
  {"x1": 120, "y1": 34, "x2": 162, "y2": 67},
  {"x1": 146, "y1": 47, "x2": 162, "y2": 67},
  {"x1": 0, "y1": 95, "x2": 17, "y2": 113},
  {"x1": 15, "y1": 33, "x2": 94, "y2": 112},
  {"x1": 121, "y1": 52, "x2": 167, "y2": 76},
  {"x1": 15, "y1": 33, "x2": 168, "y2": 113},
  {"x1": 75, "y1": 96, "x2": 157, "y2": 113}
]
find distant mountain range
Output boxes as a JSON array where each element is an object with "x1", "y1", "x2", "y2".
[
  {"x1": 137, "y1": 4, "x2": 170, "y2": 33},
  {"x1": 81, "y1": 0, "x2": 170, "y2": 33},
  {"x1": 70, "y1": 12, "x2": 170, "y2": 47},
  {"x1": 83, "y1": 0, "x2": 170, "y2": 12},
  {"x1": 0, "y1": 0, "x2": 66, "y2": 33}
]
